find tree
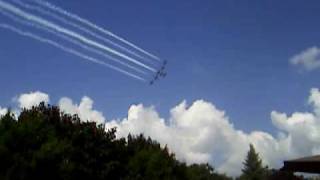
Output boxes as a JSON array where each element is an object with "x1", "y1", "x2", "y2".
[
  {"x1": 239, "y1": 144, "x2": 268, "y2": 180},
  {"x1": 0, "y1": 102, "x2": 231, "y2": 180},
  {"x1": 186, "y1": 163, "x2": 231, "y2": 180}
]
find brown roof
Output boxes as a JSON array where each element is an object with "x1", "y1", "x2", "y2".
[
  {"x1": 285, "y1": 155, "x2": 320, "y2": 163},
  {"x1": 281, "y1": 155, "x2": 320, "y2": 173}
]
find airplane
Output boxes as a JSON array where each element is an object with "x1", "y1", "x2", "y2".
[
  {"x1": 158, "y1": 61, "x2": 167, "y2": 75},
  {"x1": 149, "y1": 60, "x2": 168, "y2": 85},
  {"x1": 160, "y1": 72, "x2": 167, "y2": 77},
  {"x1": 149, "y1": 72, "x2": 161, "y2": 85}
]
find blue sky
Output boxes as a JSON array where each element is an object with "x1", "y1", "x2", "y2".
[{"x1": 1, "y1": 0, "x2": 320, "y2": 135}]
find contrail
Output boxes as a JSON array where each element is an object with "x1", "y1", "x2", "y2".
[
  {"x1": 11, "y1": 0, "x2": 157, "y2": 65},
  {"x1": 0, "y1": 0, "x2": 157, "y2": 72},
  {"x1": 0, "y1": 9, "x2": 148, "y2": 75},
  {"x1": 0, "y1": 23, "x2": 146, "y2": 82},
  {"x1": 31, "y1": 0, "x2": 162, "y2": 62}
]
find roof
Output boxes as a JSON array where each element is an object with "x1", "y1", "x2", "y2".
[
  {"x1": 281, "y1": 155, "x2": 320, "y2": 173},
  {"x1": 285, "y1": 155, "x2": 320, "y2": 163}
]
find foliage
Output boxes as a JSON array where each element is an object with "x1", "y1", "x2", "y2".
[
  {"x1": 0, "y1": 103, "x2": 231, "y2": 180},
  {"x1": 186, "y1": 163, "x2": 231, "y2": 180},
  {"x1": 239, "y1": 144, "x2": 269, "y2": 180}
]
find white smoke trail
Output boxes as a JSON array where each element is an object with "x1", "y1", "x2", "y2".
[
  {"x1": 0, "y1": 0, "x2": 157, "y2": 72},
  {"x1": 0, "y1": 23, "x2": 146, "y2": 82},
  {"x1": 0, "y1": 9, "x2": 148, "y2": 75},
  {"x1": 31, "y1": 0, "x2": 162, "y2": 62},
  {"x1": 11, "y1": 0, "x2": 157, "y2": 65}
]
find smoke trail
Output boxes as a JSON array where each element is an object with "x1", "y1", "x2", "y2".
[
  {"x1": 0, "y1": 9, "x2": 148, "y2": 75},
  {"x1": 0, "y1": 23, "x2": 146, "y2": 82},
  {"x1": 31, "y1": 0, "x2": 162, "y2": 62},
  {"x1": 11, "y1": 0, "x2": 157, "y2": 65},
  {"x1": 0, "y1": 0, "x2": 157, "y2": 72}
]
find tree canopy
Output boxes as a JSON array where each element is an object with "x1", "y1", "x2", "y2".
[
  {"x1": 239, "y1": 144, "x2": 269, "y2": 180},
  {"x1": 0, "y1": 103, "x2": 231, "y2": 180}
]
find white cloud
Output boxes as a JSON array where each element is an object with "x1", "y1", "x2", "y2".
[
  {"x1": 290, "y1": 46, "x2": 320, "y2": 71},
  {"x1": 5, "y1": 89, "x2": 320, "y2": 176},
  {"x1": 18, "y1": 91, "x2": 50, "y2": 109},
  {"x1": 59, "y1": 96, "x2": 105, "y2": 124},
  {"x1": 106, "y1": 88, "x2": 320, "y2": 176},
  {"x1": 309, "y1": 88, "x2": 320, "y2": 116},
  {"x1": 15, "y1": 92, "x2": 105, "y2": 124},
  {"x1": 105, "y1": 100, "x2": 255, "y2": 176},
  {"x1": 0, "y1": 107, "x2": 7, "y2": 116}
]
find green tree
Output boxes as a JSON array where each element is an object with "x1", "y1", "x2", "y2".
[
  {"x1": 0, "y1": 102, "x2": 231, "y2": 180},
  {"x1": 239, "y1": 144, "x2": 268, "y2": 180},
  {"x1": 125, "y1": 134, "x2": 187, "y2": 180},
  {"x1": 186, "y1": 163, "x2": 231, "y2": 180}
]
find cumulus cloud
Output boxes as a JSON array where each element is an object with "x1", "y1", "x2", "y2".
[
  {"x1": 290, "y1": 46, "x2": 320, "y2": 71},
  {"x1": 105, "y1": 100, "x2": 261, "y2": 176},
  {"x1": 5, "y1": 89, "x2": 320, "y2": 176},
  {"x1": 14, "y1": 92, "x2": 105, "y2": 124},
  {"x1": 18, "y1": 91, "x2": 50, "y2": 109},
  {"x1": 106, "y1": 88, "x2": 320, "y2": 176},
  {"x1": 0, "y1": 107, "x2": 7, "y2": 116},
  {"x1": 59, "y1": 96, "x2": 106, "y2": 124}
]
